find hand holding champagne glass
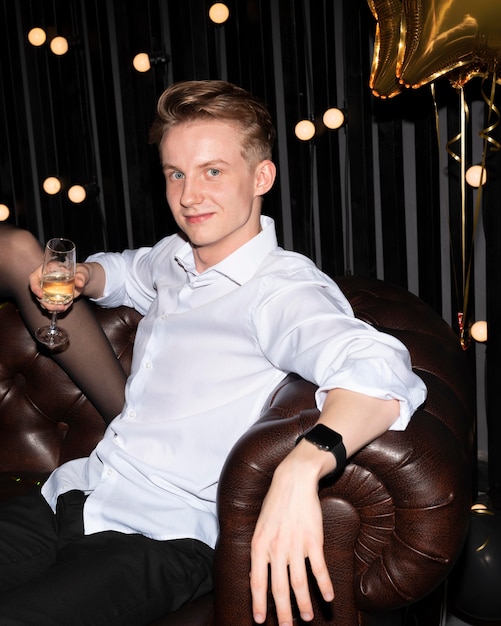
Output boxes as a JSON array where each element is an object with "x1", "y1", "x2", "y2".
[{"x1": 35, "y1": 237, "x2": 76, "y2": 348}]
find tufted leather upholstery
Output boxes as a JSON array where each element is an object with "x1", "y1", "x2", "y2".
[{"x1": 0, "y1": 276, "x2": 474, "y2": 625}]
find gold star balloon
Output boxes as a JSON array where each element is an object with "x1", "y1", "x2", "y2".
[
  {"x1": 368, "y1": 0, "x2": 501, "y2": 97},
  {"x1": 368, "y1": 0, "x2": 404, "y2": 98},
  {"x1": 398, "y1": 0, "x2": 501, "y2": 89}
]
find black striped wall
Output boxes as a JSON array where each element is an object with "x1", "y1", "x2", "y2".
[{"x1": 1, "y1": 0, "x2": 499, "y2": 484}]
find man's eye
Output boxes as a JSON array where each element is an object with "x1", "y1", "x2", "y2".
[
  {"x1": 171, "y1": 171, "x2": 184, "y2": 180},
  {"x1": 208, "y1": 168, "x2": 220, "y2": 177}
]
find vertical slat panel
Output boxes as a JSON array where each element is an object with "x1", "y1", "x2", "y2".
[
  {"x1": 377, "y1": 116, "x2": 407, "y2": 287},
  {"x1": 268, "y1": 0, "x2": 294, "y2": 250},
  {"x1": 0, "y1": 0, "x2": 492, "y2": 459},
  {"x1": 402, "y1": 119, "x2": 419, "y2": 295},
  {"x1": 414, "y1": 90, "x2": 442, "y2": 312},
  {"x1": 343, "y1": 0, "x2": 376, "y2": 276},
  {"x1": 311, "y1": 0, "x2": 344, "y2": 278},
  {"x1": 105, "y1": 0, "x2": 135, "y2": 249},
  {"x1": 10, "y1": 1, "x2": 45, "y2": 238}
]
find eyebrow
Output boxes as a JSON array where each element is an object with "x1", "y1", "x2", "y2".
[{"x1": 162, "y1": 159, "x2": 230, "y2": 172}]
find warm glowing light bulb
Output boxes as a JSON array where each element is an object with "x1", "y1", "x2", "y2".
[
  {"x1": 0, "y1": 204, "x2": 10, "y2": 221},
  {"x1": 28, "y1": 27, "x2": 46, "y2": 46},
  {"x1": 295, "y1": 119, "x2": 315, "y2": 141},
  {"x1": 323, "y1": 108, "x2": 345, "y2": 130},
  {"x1": 471, "y1": 320, "x2": 488, "y2": 342},
  {"x1": 133, "y1": 52, "x2": 151, "y2": 72},
  {"x1": 209, "y1": 3, "x2": 230, "y2": 24},
  {"x1": 465, "y1": 165, "x2": 487, "y2": 188},
  {"x1": 43, "y1": 177, "x2": 62, "y2": 195},
  {"x1": 471, "y1": 502, "x2": 489, "y2": 512},
  {"x1": 68, "y1": 185, "x2": 86, "y2": 203},
  {"x1": 50, "y1": 36, "x2": 69, "y2": 56}
]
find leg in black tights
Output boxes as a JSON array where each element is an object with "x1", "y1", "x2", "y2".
[{"x1": 0, "y1": 224, "x2": 127, "y2": 423}]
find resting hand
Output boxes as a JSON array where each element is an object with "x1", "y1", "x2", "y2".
[
  {"x1": 250, "y1": 390, "x2": 400, "y2": 625},
  {"x1": 250, "y1": 452, "x2": 334, "y2": 625}
]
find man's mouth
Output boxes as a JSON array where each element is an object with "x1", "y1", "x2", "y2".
[{"x1": 185, "y1": 213, "x2": 214, "y2": 225}]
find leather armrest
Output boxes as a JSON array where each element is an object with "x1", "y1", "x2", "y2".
[{"x1": 213, "y1": 368, "x2": 472, "y2": 624}]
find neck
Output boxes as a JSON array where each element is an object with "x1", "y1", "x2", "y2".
[{"x1": 193, "y1": 218, "x2": 263, "y2": 273}]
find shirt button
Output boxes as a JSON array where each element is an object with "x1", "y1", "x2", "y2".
[
  {"x1": 128, "y1": 410, "x2": 136, "y2": 418},
  {"x1": 107, "y1": 469, "x2": 113, "y2": 477},
  {"x1": 145, "y1": 362, "x2": 152, "y2": 369}
]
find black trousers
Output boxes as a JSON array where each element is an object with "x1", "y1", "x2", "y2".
[{"x1": 0, "y1": 489, "x2": 214, "y2": 625}]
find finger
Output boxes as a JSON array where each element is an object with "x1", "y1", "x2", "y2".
[
  {"x1": 249, "y1": 557, "x2": 269, "y2": 624},
  {"x1": 74, "y1": 269, "x2": 88, "y2": 288},
  {"x1": 288, "y1": 554, "x2": 314, "y2": 622},
  {"x1": 308, "y1": 548, "x2": 334, "y2": 603},
  {"x1": 269, "y1": 559, "x2": 296, "y2": 626},
  {"x1": 29, "y1": 275, "x2": 43, "y2": 298}
]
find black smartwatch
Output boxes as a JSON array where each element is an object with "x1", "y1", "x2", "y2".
[{"x1": 296, "y1": 424, "x2": 346, "y2": 479}]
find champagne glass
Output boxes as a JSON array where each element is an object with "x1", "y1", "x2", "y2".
[{"x1": 35, "y1": 238, "x2": 76, "y2": 349}]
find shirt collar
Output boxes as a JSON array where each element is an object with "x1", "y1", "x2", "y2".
[{"x1": 174, "y1": 215, "x2": 278, "y2": 286}]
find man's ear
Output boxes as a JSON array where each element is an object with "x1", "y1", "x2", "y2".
[{"x1": 255, "y1": 160, "x2": 276, "y2": 196}]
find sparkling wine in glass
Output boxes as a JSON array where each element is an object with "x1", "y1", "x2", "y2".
[{"x1": 35, "y1": 238, "x2": 76, "y2": 348}]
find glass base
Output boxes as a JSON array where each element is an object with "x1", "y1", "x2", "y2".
[{"x1": 35, "y1": 324, "x2": 69, "y2": 349}]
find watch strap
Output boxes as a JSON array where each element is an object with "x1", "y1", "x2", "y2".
[{"x1": 296, "y1": 424, "x2": 346, "y2": 478}]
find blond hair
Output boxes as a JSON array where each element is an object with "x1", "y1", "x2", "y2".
[{"x1": 149, "y1": 80, "x2": 276, "y2": 165}]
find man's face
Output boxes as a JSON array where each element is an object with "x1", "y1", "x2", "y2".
[{"x1": 160, "y1": 120, "x2": 275, "y2": 272}]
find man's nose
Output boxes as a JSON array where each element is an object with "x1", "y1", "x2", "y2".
[{"x1": 180, "y1": 177, "x2": 203, "y2": 206}]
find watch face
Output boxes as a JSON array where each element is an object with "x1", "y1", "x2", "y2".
[
  {"x1": 296, "y1": 423, "x2": 347, "y2": 479},
  {"x1": 305, "y1": 424, "x2": 343, "y2": 451}
]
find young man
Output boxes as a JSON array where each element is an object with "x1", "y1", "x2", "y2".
[{"x1": 0, "y1": 80, "x2": 426, "y2": 626}]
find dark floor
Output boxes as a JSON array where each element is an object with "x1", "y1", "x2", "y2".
[
  {"x1": 445, "y1": 460, "x2": 500, "y2": 626},
  {"x1": 447, "y1": 613, "x2": 501, "y2": 626}
]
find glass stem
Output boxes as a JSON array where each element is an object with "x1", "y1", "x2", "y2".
[{"x1": 49, "y1": 311, "x2": 58, "y2": 334}]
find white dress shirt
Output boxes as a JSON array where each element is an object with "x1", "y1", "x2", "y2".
[{"x1": 42, "y1": 216, "x2": 427, "y2": 548}]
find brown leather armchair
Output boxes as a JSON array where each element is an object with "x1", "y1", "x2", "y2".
[{"x1": 0, "y1": 275, "x2": 474, "y2": 625}]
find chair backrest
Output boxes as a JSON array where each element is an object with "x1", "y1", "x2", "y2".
[{"x1": 0, "y1": 301, "x2": 141, "y2": 472}]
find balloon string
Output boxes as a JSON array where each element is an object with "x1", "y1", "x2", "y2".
[
  {"x1": 479, "y1": 75, "x2": 501, "y2": 152},
  {"x1": 446, "y1": 92, "x2": 469, "y2": 163},
  {"x1": 426, "y1": 78, "x2": 498, "y2": 349},
  {"x1": 431, "y1": 84, "x2": 462, "y2": 338},
  {"x1": 460, "y1": 86, "x2": 467, "y2": 347},
  {"x1": 442, "y1": 88, "x2": 470, "y2": 346},
  {"x1": 463, "y1": 73, "x2": 500, "y2": 341}
]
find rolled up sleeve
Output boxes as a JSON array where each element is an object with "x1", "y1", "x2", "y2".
[{"x1": 255, "y1": 278, "x2": 427, "y2": 431}]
